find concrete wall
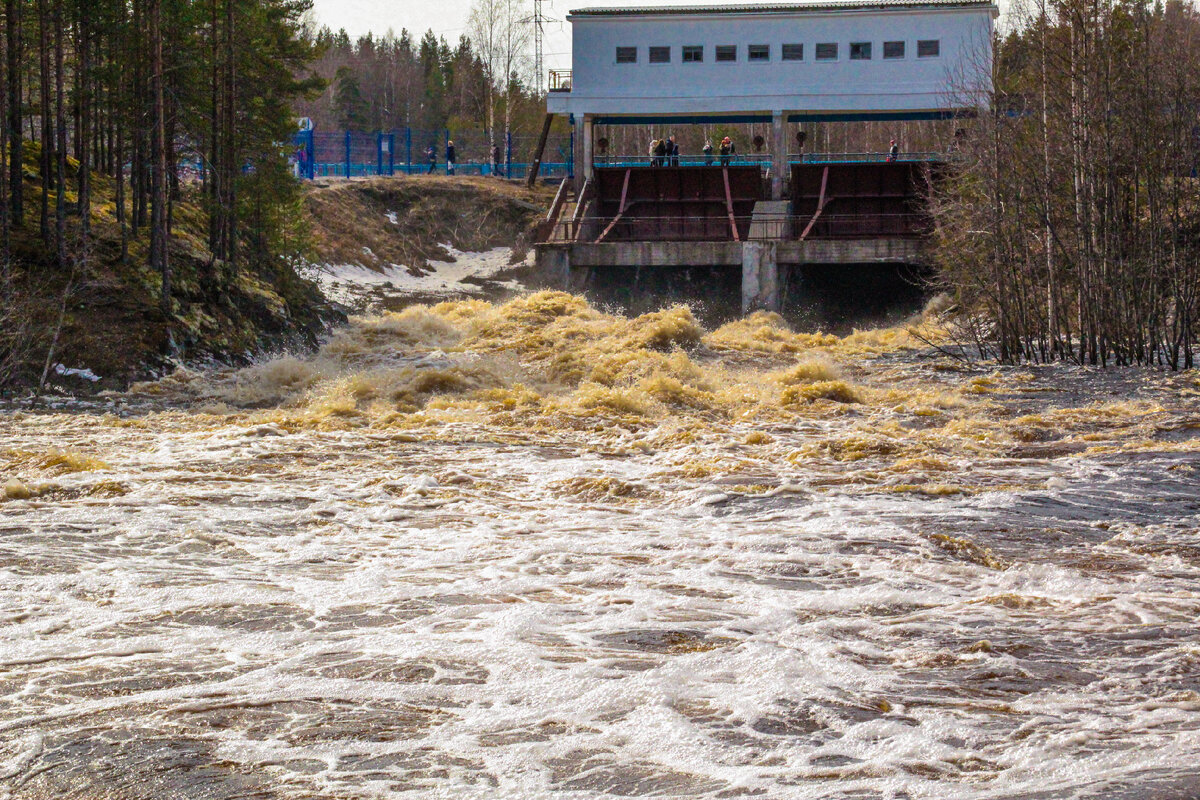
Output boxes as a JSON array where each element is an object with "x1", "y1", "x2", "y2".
[
  {"x1": 533, "y1": 237, "x2": 928, "y2": 313},
  {"x1": 548, "y1": 3, "x2": 996, "y2": 118},
  {"x1": 539, "y1": 239, "x2": 926, "y2": 270}
]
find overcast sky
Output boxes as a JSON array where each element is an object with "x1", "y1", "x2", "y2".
[
  {"x1": 309, "y1": 0, "x2": 727, "y2": 72},
  {"x1": 309, "y1": 0, "x2": 1010, "y2": 74}
]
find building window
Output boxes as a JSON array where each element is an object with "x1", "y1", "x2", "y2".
[
  {"x1": 883, "y1": 40, "x2": 905, "y2": 59},
  {"x1": 682, "y1": 45, "x2": 703, "y2": 63},
  {"x1": 615, "y1": 46, "x2": 637, "y2": 64},
  {"x1": 649, "y1": 45, "x2": 671, "y2": 63},
  {"x1": 815, "y1": 42, "x2": 838, "y2": 60},
  {"x1": 748, "y1": 44, "x2": 770, "y2": 61},
  {"x1": 715, "y1": 45, "x2": 737, "y2": 62},
  {"x1": 782, "y1": 43, "x2": 804, "y2": 61},
  {"x1": 917, "y1": 39, "x2": 940, "y2": 57},
  {"x1": 849, "y1": 42, "x2": 872, "y2": 60}
]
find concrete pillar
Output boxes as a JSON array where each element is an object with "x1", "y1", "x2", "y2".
[
  {"x1": 771, "y1": 111, "x2": 787, "y2": 200},
  {"x1": 533, "y1": 245, "x2": 571, "y2": 289},
  {"x1": 574, "y1": 116, "x2": 586, "y2": 194},
  {"x1": 567, "y1": 265, "x2": 590, "y2": 294},
  {"x1": 742, "y1": 241, "x2": 780, "y2": 314},
  {"x1": 582, "y1": 114, "x2": 595, "y2": 182}
]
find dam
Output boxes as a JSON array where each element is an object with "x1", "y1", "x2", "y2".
[{"x1": 530, "y1": 0, "x2": 996, "y2": 312}]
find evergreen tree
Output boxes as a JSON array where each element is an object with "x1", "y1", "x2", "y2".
[{"x1": 333, "y1": 66, "x2": 368, "y2": 130}]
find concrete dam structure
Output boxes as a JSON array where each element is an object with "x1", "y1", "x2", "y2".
[
  {"x1": 529, "y1": 0, "x2": 996, "y2": 312},
  {"x1": 534, "y1": 160, "x2": 938, "y2": 313}
]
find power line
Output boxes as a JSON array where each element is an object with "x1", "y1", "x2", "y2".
[{"x1": 521, "y1": 0, "x2": 557, "y2": 95}]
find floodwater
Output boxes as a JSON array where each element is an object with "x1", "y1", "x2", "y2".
[{"x1": 3, "y1": 277, "x2": 1200, "y2": 799}]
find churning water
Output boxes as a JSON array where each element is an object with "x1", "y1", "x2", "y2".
[{"x1": 3, "y1": 289, "x2": 1200, "y2": 799}]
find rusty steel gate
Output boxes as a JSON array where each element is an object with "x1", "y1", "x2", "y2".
[
  {"x1": 591, "y1": 166, "x2": 763, "y2": 242},
  {"x1": 790, "y1": 162, "x2": 937, "y2": 240},
  {"x1": 553, "y1": 162, "x2": 942, "y2": 244}
]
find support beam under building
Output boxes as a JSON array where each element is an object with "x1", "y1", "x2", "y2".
[
  {"x1": 581, "y1": 115, "x2": 594, "y2": 188},
  {"x1": 771, "y1": 111, "x2": 787, "y2": 200}
]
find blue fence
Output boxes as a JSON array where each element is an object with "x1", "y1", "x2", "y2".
[{"x1": 291, "y1": 128, "x2": 575, "y2": 181}]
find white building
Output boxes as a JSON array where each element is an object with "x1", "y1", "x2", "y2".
[
  {"x1": 547, "y1": 1, "x2": 997, "y2": 193},
  {"x1": 548, "y1": 0, "x2": 997, "y2": 120}
]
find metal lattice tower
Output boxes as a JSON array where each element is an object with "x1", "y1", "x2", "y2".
[{"x1": 530, "y1": 0, "x2": 549, "y2": 95}]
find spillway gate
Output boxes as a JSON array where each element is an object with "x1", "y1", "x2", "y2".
[{"x1": 533, "y1": 159, "x2": 941, "y2": 313}]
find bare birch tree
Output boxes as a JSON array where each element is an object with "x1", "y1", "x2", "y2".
[
  {"x1": 933, "y1": 0, "x2": 1200, "y2": 369},
  {"x1": 467, "y1": 0, "x2": 502, "y2": 169},
  {"x1": 468, "y1": 0, "x2": 529, "y2": 175}
]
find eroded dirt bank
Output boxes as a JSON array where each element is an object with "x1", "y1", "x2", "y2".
[{"x1": 303, "y1": 176, "x2": 550, "y2": 271}]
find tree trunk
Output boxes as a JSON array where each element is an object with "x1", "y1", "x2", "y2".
[
  {"x1": 150, "y1": 0, "x2": 169, "y2": 313},
  {"x1": 223, "y1": 0, "x2": 237, "y2": 268},
  {"x1": 38, "y1": 0, "x2": 52, "y2": 248},
  {"x1": 77, "y1": 0, "x2": 90, "y2": 241},
  {"x1": 0, "y1": 0, "x2": 8, "y2": 257},
  {"x1": 208, "y1": 0, "x2": 220, "y2": 262},
  {"x1": 115, "y1": 105, "x2": 127, "y2": 262},
  {"x1": 4, "y1": 0, "x2": 20, "y2": 230},
  {"x1": 53, "y1": 0, "x2": 65, "y2": 267}
]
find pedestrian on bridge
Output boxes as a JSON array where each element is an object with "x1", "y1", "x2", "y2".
[
  {"x1": 426, "y1": 145, "x2": 437, "y2": 174},
  {"x1": 887, "y1": 139, "x2": 899, "y2": 162},
  {"x1": 446, "y1": 140, "x2": 457, "y2": 175},
  {"x1": 719, "y1": 136, "x2": 734, "y2": 166},
  {"x1": 668, "y1": 136, "x2": 679, "y2": 166},
  {"x1": 653, "y1": 138, "x2": 667, "y2": 166},
  {"x1": 702, "y1": 139, "x2": 713, "y2": 165}
]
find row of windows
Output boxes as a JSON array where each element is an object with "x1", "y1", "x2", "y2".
[{"x1": 614, "y1": 39, "x2": 940, "y2": 64}]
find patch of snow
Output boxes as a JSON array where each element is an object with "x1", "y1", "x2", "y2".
[
  {"x1": 301, "y1": 244, "x2": 524, "y2": 311},
  {"x1": 53, "y1": 364, "x2": 101, "y2": 382}
]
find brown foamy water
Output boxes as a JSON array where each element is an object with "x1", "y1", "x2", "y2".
[{"x1": 3, "y1": 291, "x2": 1200, "y2": 799}]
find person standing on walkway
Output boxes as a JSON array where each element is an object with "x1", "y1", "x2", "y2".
[
  {"x1": 446, "y1": 140, "x2": 457, "y2": 175},
  {"x1": 426, "y1": 145, "x2": 437, "y2": 174},
  {"x1": 654, "y1": 138, "x2": 667, "y2": 167},
  {"x1": 719, "y1": 136, "x2": 732, "y2": 166},
  {"x1": 702, "y1": 139, "x2": 713, "y2": 166},
  {"x1": 887, "y1": 139, "x2": 899, "y2": 162},
  {"x1": 491, "y1": 144, "x2": 502, "y2": 176},
  {"x1": 668, "y1": 136, "x2": 679, "y2": 166}
]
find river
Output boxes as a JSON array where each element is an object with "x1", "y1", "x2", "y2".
[{"x1": 2, "y1": 277, "x2": 1200, "y2": 799}]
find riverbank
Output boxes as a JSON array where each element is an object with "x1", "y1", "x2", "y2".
[
  {"x1": 298, "y1": 176, "x2": 552, "y2": 313},
  {"x1": 1, "y1": 169, "x2": 552, "y2": 394}
]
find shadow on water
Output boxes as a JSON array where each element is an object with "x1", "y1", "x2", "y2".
[
  {"x1": 581, "y1": 262, "x2": 932, "y2": 332},
  {"x1": 581, "y1": 265, "x2": 744, "y2": 327},
  {"x1": 784, "y1": 262, "x2": 934, "y2": 333}
]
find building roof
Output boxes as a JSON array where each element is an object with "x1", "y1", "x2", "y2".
[{"x1": 569, "y1": 0, "x2": 994, "y2": 16}]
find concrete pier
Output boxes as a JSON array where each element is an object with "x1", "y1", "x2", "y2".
[
  {"x1": 742, "y1": 241, "x2": 780, "y2": 312},
  {"x1": 533, "y1": 237, "x2": 927, "y2": 312}
]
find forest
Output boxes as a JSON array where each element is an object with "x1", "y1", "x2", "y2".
[
  {"x1": 0, "y1": 0, "x2": 329, "y2": 387},
  {"x1": 936, "y1": 0, "x2": 1200, "y2": 369},
  {"x1": 0, "y1": 0, "x2": 323, "y2": 289},
  {"x1": 293, "y1": 24, "x2": 546, "y2": 140},
  {"x1": 292, "y1": 0, "x2": 552, "y2": 165}
]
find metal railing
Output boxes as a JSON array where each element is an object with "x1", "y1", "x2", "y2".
[
  {"x1": 793, "y1": 151, "x2": 944, "y2": 163},
  {"x1": 291, "y1": 128, "x2": 576, "y2": 181},
  {"x1": 593, "y1": 155, "x2": 773, "y2": 168},
  {"x1": 592, "y1": 152, "x2": 944, "y2": 167},
  {"x1": 549, "y1": 69, "x2": 572, "y2": 92},
  {"x1": 547, "y1": 212, "x2": 930, "y2": 243}
]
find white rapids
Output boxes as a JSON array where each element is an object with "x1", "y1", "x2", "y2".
[{"x1": 2, "y1": 276, "x2": 1200, "y2": 799}]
